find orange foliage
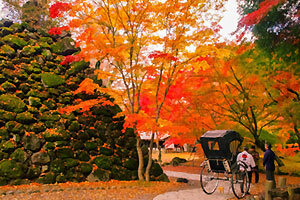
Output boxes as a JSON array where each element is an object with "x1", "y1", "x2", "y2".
[
  {"x1": 74, "y1": 78, "x2": 101, "y2": 95},
  {"x1": 59, "y1": 98, "x2": 114, "y2": 114},
  {"x1": 276, "y1": 144, "x2": 300, "y2": 157}
]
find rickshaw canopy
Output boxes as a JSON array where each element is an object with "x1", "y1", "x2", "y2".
[{"x1": 200, "y1": 130, "x2": 243, "y2": 160}]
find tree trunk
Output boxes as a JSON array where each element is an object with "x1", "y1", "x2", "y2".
[
  {"x1": 145, "y1": 132, "x2": 154, "y2": 181},
  {"x1": 158, "y1": 142, "x2": 162, "y2": 163},
  {"x1": 136, "y1": 137, "x2": 145, "y2": 181}
]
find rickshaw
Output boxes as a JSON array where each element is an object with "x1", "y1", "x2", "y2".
[{"x1": 199, "y1": 130, "x2": 250, "y2": 199}]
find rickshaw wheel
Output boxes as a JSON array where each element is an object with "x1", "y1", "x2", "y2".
[
  {"x1": 200, "y1": 165, "x2": 219, "y2": 194},
  {"x1": 231, "y1": 163, "x2": 250, "y2": 199}
]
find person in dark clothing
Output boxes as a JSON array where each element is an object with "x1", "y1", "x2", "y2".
[
  {"x1": 249, "y1": 145, "x2": 259, "y2": 183},
  {"x1": 263, "y1": 143, "x2": 276, "y2": 187}
]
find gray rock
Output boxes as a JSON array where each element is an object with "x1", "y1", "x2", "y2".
[{"x1": 31, "y1": 152, "x2": 50, "y2": 164}]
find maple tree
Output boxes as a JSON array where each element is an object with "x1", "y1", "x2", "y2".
[
  {"x1": 50, "y1": 0, "x2": 227, "y2": 181},
  {"x1": 238, "y1": 0, "x2": 300, "y2": 150}
]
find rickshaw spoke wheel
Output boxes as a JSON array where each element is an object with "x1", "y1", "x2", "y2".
[
  {"x1": 231, "y1": 164, "x2": 250, "y2": 199},
  {"x1": 200, "y1": 165, "x2": 219, "y2": 194}
]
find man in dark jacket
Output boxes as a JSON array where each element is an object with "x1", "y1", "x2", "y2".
[{"x1": 263, "y1": 143, "x2": 276, "y2": 187}]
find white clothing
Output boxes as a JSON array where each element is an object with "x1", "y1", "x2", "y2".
[{"x1": 236, "y1": 150, "x2": 256, "y2": 171}]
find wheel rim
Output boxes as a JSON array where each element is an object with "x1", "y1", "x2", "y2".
[
  {"x1": 200, "y1": 165, "x2": 219, "y2": 194},
  {"x1": 231, "y1": 165, "x2": 250, "y2": 199}
]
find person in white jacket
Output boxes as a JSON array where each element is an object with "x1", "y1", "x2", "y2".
[{"x1": 236, "y1": 146, "x2": 256, "y2": 194}]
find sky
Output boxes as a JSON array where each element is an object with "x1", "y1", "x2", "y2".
[{"x1": 0, "y1": 0, "x2": 240, "y2": 39}]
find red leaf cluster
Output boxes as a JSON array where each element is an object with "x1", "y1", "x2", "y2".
[
  {"x1": 149, "y1": 51, "x2": 178, "y2": 62},
  {"x1": 60, "y1": 55, "x2": 81, "y2": 65},
  {"x1": 48, "y1": 26, "x2": 69, "y2": 35},
  {"x1": 49, "y1": 2, "x2": 72, "y2": 18},
  {"x1": 239, "y1": 0, "x2": 283, "y2": 27}
]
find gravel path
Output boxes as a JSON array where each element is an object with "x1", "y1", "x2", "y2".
[{"x1": 154, "y1": 170, "x2": 235, "y2": 200}]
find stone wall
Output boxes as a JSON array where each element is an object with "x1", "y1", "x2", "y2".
[{"x1": 0, "y1": 21, "x2": 165, "y2": 185}]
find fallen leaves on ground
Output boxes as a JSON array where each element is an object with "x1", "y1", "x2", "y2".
[{"x1": 0, "y1": 180, "x2": 186, "y2": 200}]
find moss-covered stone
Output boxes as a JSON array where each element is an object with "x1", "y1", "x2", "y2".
[
  {"x1": 23, "y1": 134, "x2": 43, "y2": 152},
  {"x1": 56, "y1": 174, "x2": 67, "y2": 183},
  {"x1": 0, "y1": 160, "x2": 24, "y2": 179},
  {"x1": 64, "y1": 158, "x2": 79, "y2": 169},
  {"x1": 0, "y1": 94, "x2": 26, "y2": 113},
  {"x1": 92, "y1": 168, "x2": 111, "y2": 181},
  {"x1": 5, "y1": 121, "x2": 24, "y2": 135},
  {"x1": 93, "y1": 155, "x2": 112, "y2": 170},
  {"x1": 0, "y1": 27, "x2": 13, "y2": 36},
  {"x1": 31, "y1": 151, "x2": 50, "y2": 165},
  {"x1": 3, "y1": 35, "x2": 28, "y2": 49},
  {"x1": 1, "y1": 140, "x2": 16, "y2": 153},
  {"x1": 69, "y1": 121, "x2": 81, "y2": 132},
  {"x1": 41, "y1": 72, "x2": 64, "y2": 88},
  {"x1": 50, "y1": 159, "x2": 66, "y2": 173},
  {"x1": 76, "y1": 150, "x2": 90, "y2": 161},
  {"x1": 70, "y1": 141, "x2": 83, "y2": 151},
  {"x1": 0, "y1": 44, "x2": 15, "y2": 57},
  {"x1": 19, "y1": 83, "x2": 31, "y2": 93},
  {"x1": 10, "y1": 178, "x2": 31, "y2": 185},
  {"x1": 78, "y1": 162, "x2": 92, "y2": 175},
  {"x1": 43, "y1": 99, "x2": 57, "y2": 110},
  {"x1": 67, "y1": 60, "x2": 90, "y2": 76},
  {"x1": 16, "y1": 111, "x2": 36, "y2": 124},
  {"x1": 100, "y1": 147, "x2": 114, "y2": 156},
  {"x1": 26, "y1": 165, "x2": 41, "y2": 179},
  {"x1": 0, "y1": 127, "x2": 9, "y2": 140},
  {"x1": 30, "y1": 122, "x2": 46, "y2": 133},
  {"x1": 51, "y1": 37, "x2": 78, "y2": 55},
  {"x1": 39, "y1": 37, "x2": 53, "y2": 44},
  {"x1": 84, "y1": 141, "x2": 98, "y2": 151},
  {"x1": 1, "y1": 81, "x2": 16, "y2": 92},
  {"x1": 76, "y1": 131, "x2": 89, "y2": 141},
  {"x1": 36, "y1": 172, "x2": 56, "y2": 184},
  {"x1": 55, "y1": 147, "x2": 74, "y2": 158},
  {"x1": 111, "y1": 165, "x2": 132, "y2": 180},
  {"x1": 21, "y1": 45, "x2": 38, "y2": 57},
  {"x1": 0, "y1": 109, "x2": 16, "y2": 121},
  {"x1": 10, "y1": 148, "x2": 28, "y2": 163},
  {"x1": 28, "y1": 96, "x2": 42, "y2": 107},
  {"x1": 41, "y1": 49, "x2": 52, "y2": 59}
]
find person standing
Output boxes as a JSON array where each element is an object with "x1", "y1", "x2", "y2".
[
  {"x1": 263, "y1": 143, "x2": 276, "y2": 187},
  {"x1": 249, "y1": 145, "x2": 259, "y2": 183},
  {"x1": 237, "y1": 146, "x2": 256, "y2": 194}
]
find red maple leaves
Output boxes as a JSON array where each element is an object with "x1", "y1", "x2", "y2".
[
  {"x1": 239, "y1": 0, "x2": 284, "y2": 27},
  {"x1": 60, "y1": 55, "x2": 81, "y2": 65},
  {"x1": 49, "y1": 2, "x2": 72, "y2": 18},
  {"x1": 48, "y1": 26, "x2": 69, "y2": 35}
]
